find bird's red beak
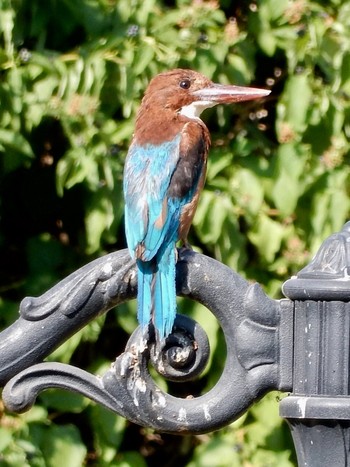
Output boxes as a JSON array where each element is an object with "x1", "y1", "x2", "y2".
[{"x1": 192, "y1": 83, "x2": 271, "y2": 104}]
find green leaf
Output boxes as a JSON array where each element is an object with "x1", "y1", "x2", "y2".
[
  {"x1": 115, "y1": 451, "x2": 148, "y2": 467},
  {"x1": 310, "y1": 169, "x2": 350, "y2": 241},
  {"x1": 248, "y1": 214, "x2": 285, "y2": 263},
  {"x1": 90, "y1": 405, "x2": 126, "y2": 450},
  {"x1": 40, "y1": 424, "x2": 87, "y2": 467},
  {"x1": 206, "y1": 149, "x2": 233, "y2": 182},
  {"x1": 251, "y1": 449, "x2": 294, "y2": 467},
  {"x1": 277, "y1": 74, "x2": 313, "y2": 136},
  {"x1": 85, "y1": 190, "x2": 114, "y2": 253},
  {"x1": 227, "y1": 53, "x2": 253, "y2": 83},
  {"x1": 258, "y1": 29, "x2": 277, "y2": 57},
  {"x1": 341, "y1": 51, "x2": 350, "y2": 94},
  {"x1": 0, "y1": 129, "x2": 34, "y2": 158},
  {"x1": 116, "y1": 302, "x2": 138, "y2": 335},
  {"x1": 0, "y1": 6, "x2": 15, "y2": 57},
  {"x1": 0, "y1": 427, "x2": 13, "y2": 451},
  {"x1": 39, "y1": 389, "x2": 89, "y2": 413},
  {"x1": 235, "y1": 167, "x2": 264, "y2": 217},
  {"x1": 188, "y1": 436, "x2": 241, "y2": 467},
  {"x1": 133, "y1": 43, "x2": 155, "y2": 75},
  {"x1": 47, "y1": 331, "x2": 84, "y2": 363},
  {"x1": 271, "y1": 143, "x2": 308, "y2": 216},
  {"x1": 56, "y1": 148, "x2": 84, "y2": 195},
  {"x1": 20, "y1": 406, "x2": 48, "y2": 424},
  {"x1": 261, "y1": 0, "x2": 290, "y2": 21},
  {"x1": 194, "y1": 190, "x2": 233, "y2": 244}
]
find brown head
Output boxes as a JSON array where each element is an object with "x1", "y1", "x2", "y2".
[
  {"x1": 134, "y1": 69, "x2": 270, "y2": 144},
  {"x1": 139, "y1": 68, "x2": 270, "y2": 117}
]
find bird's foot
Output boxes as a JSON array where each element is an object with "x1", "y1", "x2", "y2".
[{"x1": 181, "y1": 239, "x2": 193, "y2": 250}]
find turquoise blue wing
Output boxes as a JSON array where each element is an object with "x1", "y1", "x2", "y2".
[{"x1": 123, "y1": 135, "x2": 182, "y2": 261}]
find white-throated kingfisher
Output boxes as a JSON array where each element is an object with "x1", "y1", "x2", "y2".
[{"x1": 123, "y1": 69, "x2": 270, "y2": 340}]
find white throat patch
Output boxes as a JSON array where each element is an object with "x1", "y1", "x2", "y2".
[{"x1": 179, "y1": 100, "x2": 216, "y2": 120}]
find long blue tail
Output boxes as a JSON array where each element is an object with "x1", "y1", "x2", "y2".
[
  {"x1": 136, "y1": 259, "x2": 154, "y2": 332},
  {"x1": 137, "y1": 243, "x2": 176, "y2": 340}
]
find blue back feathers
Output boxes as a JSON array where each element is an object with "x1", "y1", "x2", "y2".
[{"x1": 124, "y1": 136, "x2": 202, "y2": 339}]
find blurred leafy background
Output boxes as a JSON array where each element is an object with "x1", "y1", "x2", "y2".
[{"x1": 0, "y1": 0, "x2": 349, "y2": 465}]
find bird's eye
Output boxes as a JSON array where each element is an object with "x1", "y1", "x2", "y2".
[{"x1": 179, "y1": 79, "x2": 191, "y2": 89}]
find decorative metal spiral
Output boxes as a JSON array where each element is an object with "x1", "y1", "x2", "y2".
[
  {"x1": 1, "y1": 248, "x2": 288, "y2": 434},
  {"x1": 149, "y1": 314, "x2": 210, "y2": 382}
]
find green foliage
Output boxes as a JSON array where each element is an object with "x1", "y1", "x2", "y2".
[
  {"x1": 188, "y1": 394, "x2": 293, "y2": 467},
  {"x1": 1, "y1": 0, "x2": 350, "y2": 465},
  {"x1": 0, "y1": 405, "x2": 86, "y2": 466}
]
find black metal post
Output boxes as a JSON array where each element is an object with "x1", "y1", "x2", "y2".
[{"x1": 281, "y1": 222, "x2": 350, "y2": 466}]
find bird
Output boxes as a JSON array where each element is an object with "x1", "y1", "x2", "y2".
[{"x1": 123, "y1": 68, "x2": 270, "y2": 340}]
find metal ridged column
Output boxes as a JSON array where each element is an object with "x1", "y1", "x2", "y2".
[{"x1": 280, "y1": 223, "x2": 350, "y2": 467}]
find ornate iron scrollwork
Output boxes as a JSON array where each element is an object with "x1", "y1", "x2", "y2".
[
  {"x1": 3, "y1": 220, "x2": 350, "y2": 464},
  {"x1": 0, "y1": 248, "x2": 292, "y2": 434}
]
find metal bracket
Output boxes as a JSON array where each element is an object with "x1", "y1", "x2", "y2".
[{"x1": 1, "y1": 249, "x2": 292, "y2": 434}]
